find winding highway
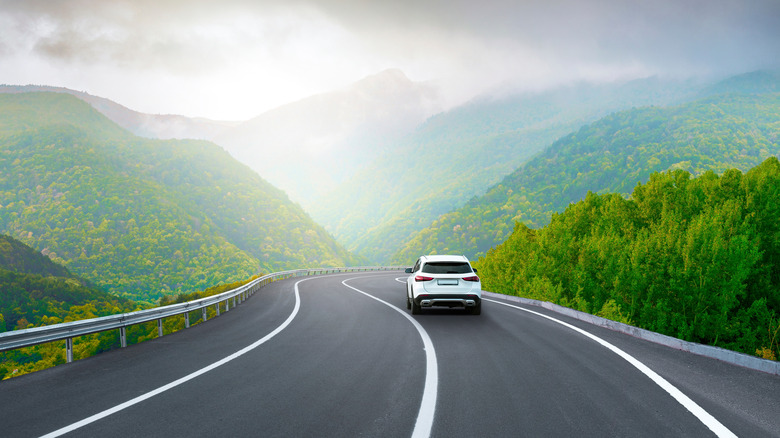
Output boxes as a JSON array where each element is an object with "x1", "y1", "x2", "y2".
[{"x1": 1, "y1": 271, "x2": 778, "y2": 437}]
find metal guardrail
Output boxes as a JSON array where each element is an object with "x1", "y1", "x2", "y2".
[{"x1": 0, "y1": 266, "x2": 402, "y2": 363}]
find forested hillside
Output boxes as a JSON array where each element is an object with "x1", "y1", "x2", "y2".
[
  {"x1": 0, "y1": 234, "x2": 72, "y2": 279},
  {"x1": 476, "y1": 159, "x2": 780, "y2": 360},
  {"x1": 311, "y1": 77, "x2": 702, "y2": 263},
  {"x1": 0, "y1": 234, "x2": 141, "y2": 378},
  {"x1": 0, "y1": 93, "x2": 359, "y2": 303},
  {"x1": 0, "y1": 233, "x2": 138, "y2": 335},
  {"x1": 392, "y1": 91, "x2": 780, "y2": 263}
]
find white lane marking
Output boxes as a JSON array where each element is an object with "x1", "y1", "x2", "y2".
[
  {"x1": 483, "y1": 298, "x2": 737, "y2": 438},
  {"x1": 41, "y1": 278, "x2": 307, "y2": 438},
  {"x1": 342, "y1": 278, "x2": 438, "y2": 438}
]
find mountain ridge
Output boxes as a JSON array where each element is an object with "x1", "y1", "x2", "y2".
[
  {"x1": 0, "y1": 85, "x2": 238, "y2": 140},
  {"x1": 313, "y1": 75, "x2": 708, "y2": 263},
  {"x1": 0, "y1": 92, "x2": 359, "y2": 303},
  {"x1": 391, "y1": 88, "x2": 780, "y2": 264}
]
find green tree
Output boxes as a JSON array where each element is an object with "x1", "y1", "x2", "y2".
[{"x1": 476, "y1": 158, "x2": 780, "y2": 360}]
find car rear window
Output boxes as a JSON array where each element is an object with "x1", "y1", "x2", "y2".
[{"x1": 421, "y1": 262, "x2": 472, "y2": 274}]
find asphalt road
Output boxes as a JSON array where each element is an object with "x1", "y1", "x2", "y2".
[{"x1": 1, "y1": 271, "x2": 778, "y2": 437}]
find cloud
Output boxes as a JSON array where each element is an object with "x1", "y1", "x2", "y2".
[
  {"x1": 4, "y1": 1, "x2": 272, "y2": 74},
  {"x1": 0, "y1": 0, "x2": 368, "y2": 117},
  {"x1": 1, "y1": 0, "x2": 778, "y2": 119},
  {"x1": 7, "y1": 0, "x2": 778, "y2": 74},
  {"x1": 313, "y1": 0, "x2": 780, "y2": 73}
]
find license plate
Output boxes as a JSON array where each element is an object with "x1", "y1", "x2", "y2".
[{"x1": 437, "y1": 279, "x2": 459, "y2": 286}]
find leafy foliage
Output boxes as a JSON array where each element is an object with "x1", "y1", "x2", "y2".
[
  {"x1": 392, "y1": 92, "x2": 780, "y2": 263},
  {"x1": 476, "y1": 158, "x2": 780, "y2": 360},
  {"x1": 0, "y1": 93, "x2": 360, "y2": 304}
]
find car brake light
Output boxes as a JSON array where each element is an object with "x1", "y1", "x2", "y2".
[
  {"x1": 463, "y1": 276, "x2": 480, "y2": 282},
  {"x1": 415, "y1": 275, "x2": 434, "y2": 282}
]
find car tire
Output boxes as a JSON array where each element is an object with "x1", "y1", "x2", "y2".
[
  {"x1": 469, "y1": 302, "x2": 482, "y2": 315},
  {"x1": 406, "y1": 295, "x2": 412, "y2": 310},
  {"x1": 411, "y1": 299, "x2": 422, "y2": 315}
]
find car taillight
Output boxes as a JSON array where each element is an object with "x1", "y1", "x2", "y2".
[
  {"x1": 463, "y1": 275, "x2": 480, "y2": 282},
  {"x1": 415, "y1": 275, "x2": 434, "y2": 282}
]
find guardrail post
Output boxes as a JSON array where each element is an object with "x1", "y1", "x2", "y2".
[
  {"x1": 158, "y1": 319, "x2": 163, "y2": 337},
  {"x1": 185, "y1": 312, "x2": 190, "y2": 328},
  {"x1": 225, "y1": 299, "x2": 230, "y2": 312},
  {"x1": 202, "y1": 307, "x2": 208, "y2": 322},
  {"x1": 233, "y1": 297, "x2": 237, "y2": 308},
  {"x1": 216, "y1": 303, "x2": 220, "y2": 316},
  {"x1": 120, "y1": 327, "x2": 127, "y2": 348},
  {"x1": 66, "y1": 338, "x2": 73, "y2": 363}
]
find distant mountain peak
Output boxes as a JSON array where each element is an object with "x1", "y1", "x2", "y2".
[
  {"x1": 701, "y1": 70, "x2": 780, "y2": 96},
  {"x1": 350, "y1": 69, "x2": 412, "y2": 89}
]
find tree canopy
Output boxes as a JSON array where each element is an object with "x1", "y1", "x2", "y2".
[
  {"x1": 0, "y1": 92, "x2": 360, "y2": 304},
  {"x1": 476, "y1": 158, "x2": 780, "y2": 360}
]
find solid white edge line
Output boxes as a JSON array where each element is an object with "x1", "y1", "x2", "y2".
[
  {"x1": 483, "y1": 297, "x2": 737, "y2": 438},
  {"x1": 40, "y1": 278, "x2": 307, "y2": 438},
  {"x1": 341, "y1": 277, "x2": 438, "y2": 438}
]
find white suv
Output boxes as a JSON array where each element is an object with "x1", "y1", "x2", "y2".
[{"x1": 405, "y1": 255, "x2": 482, "y2": 315}]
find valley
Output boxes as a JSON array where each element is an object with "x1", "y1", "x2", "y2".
[{"x1": 2, "y1": 69, "x2": 779, "y2": 371}]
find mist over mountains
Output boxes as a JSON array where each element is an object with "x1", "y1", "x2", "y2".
[
  {"x1": 5, "y1": 68, "x2": 779, "y2": 268},
  {"x1": 311, "y1": 75, "x2": 711, "y2": 263},
  {"x1": 0, "y1": 92, "x2": 359, "y2": 303},
  {"x1": 3, "y1": 70, "x2": 442, "y2": 211},
  {"x1": 394, "y1": 86, "x2": 780, "y2": 263},
  {"x1": 213, "y1": 69, "x2": 442, "y2": 208},
  {"x1": 0, "y1": 85, "x2": 238, "y2": 140}
]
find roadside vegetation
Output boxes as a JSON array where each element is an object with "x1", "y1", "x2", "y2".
[
  {"x1": 0, "y1": 236, "x2": 259, "y2": 380},
  {"x1": 476, "y1": 158, "x2": 780, "y2": 361}
]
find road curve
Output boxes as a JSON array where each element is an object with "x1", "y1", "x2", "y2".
[{"x1": 1, "y1": 271, "x2": 778, "y2": 437}]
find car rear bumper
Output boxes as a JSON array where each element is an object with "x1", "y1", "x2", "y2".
[{"x1": 414, "y1": 294, "x2": 481, "y2": 308}]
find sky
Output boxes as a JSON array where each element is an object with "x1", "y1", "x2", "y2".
[{"x1": 1, "y1": 0, "x2": 779, "y2": 121}]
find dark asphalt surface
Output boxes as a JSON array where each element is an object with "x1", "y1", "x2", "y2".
[{"x1": 1, "y1": 271, "x2": 778, "y2": 437}]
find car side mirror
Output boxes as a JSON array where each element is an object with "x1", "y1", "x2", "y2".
[
  {"x1": 473, "y1": 268, "x2": 478, "y2": 274},
  {"x1": 405, "y1": 268, "x2": 413, "y2": 274}
]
